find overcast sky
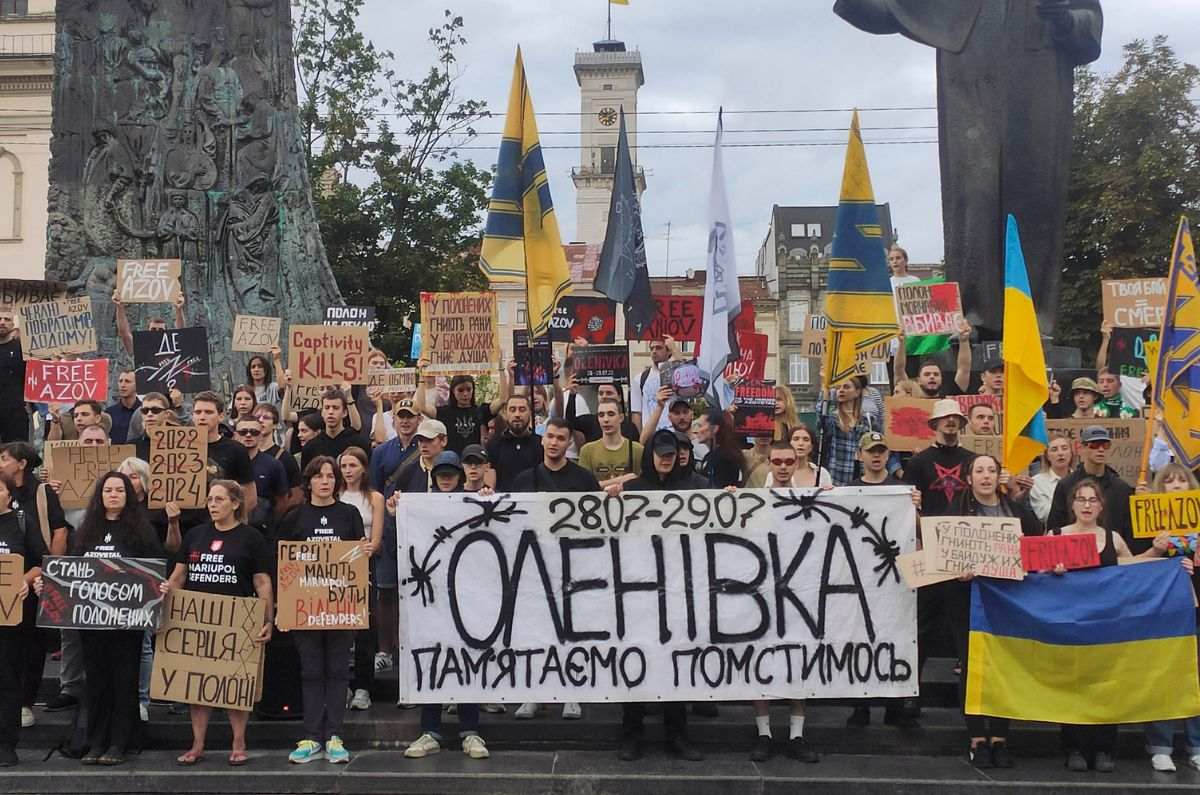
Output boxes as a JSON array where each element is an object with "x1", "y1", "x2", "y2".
[{"x1": 358, "y1": 1, "x2": 1200, "y2": 277}]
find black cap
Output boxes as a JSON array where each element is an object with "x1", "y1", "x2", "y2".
[
  {"x1": 651, "y1": 428, "x2": 680, "y2": 456},
  {"x1": 461, "y1": 444, "x2": 488, "y2": 463}
]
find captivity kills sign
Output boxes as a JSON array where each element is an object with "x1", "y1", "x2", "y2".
[
  {"x1": 151, "y1": 590, "x2": 265, "y2": 711},
  {"x1": 18, "y1": 297, "x2": 96, "y2": 357},
  {"x1": 36, "y1": 557, "x2": 166, "y2": 630},
  {"x1": 923, "y1": 517, "x2": 1025, "y2": 581},
  {"x1": 116, "y1": 259, "x2": 181, "y2": 304},
  {"x1": 24, "y1": 359, "x2": 107, "y2": 403},
  {"x1": 549, "y1": 297, "x2": 617, "y2": 344},
  {"x1": 0, "y1": 555, "x2": 23, "y2": 627},
  {"x1": 629, "y1": 295, "x2": 704, "y2": 343},
  {"x1": 419, "y1": 291, "x2": 500, "y2": 374},
  {"x1": 396, "y1": 487, "x2": 918, "y2": 703},
  {"x1": 572, "y1": 345, "x2": 631, "y2": 387},
  {"x1": 133, "y1": 327, "x2": 211, "y2": 393},
  {"x1": 231, "y1": 315, "x2": 282, "y2": 353},
  {"x1": 50, "y1": 444, "x2": 135, "y2": 509},
  {"x1": 148, "y1": 426, "x2": 207, "y2": 509},
  {"x1": 896, "y1": 282, "x2": 962, "y2": 337},
  {"x1": 276, "y1": 541, "x2": 370, "y2": 631},
  {"x1": 288, "y1": 324, "x2": 369, "y2": 385}
]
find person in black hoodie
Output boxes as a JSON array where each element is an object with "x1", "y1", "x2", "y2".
[
  {"x1": 0, "y1": 475, "x2": 30, "y2": 767},
  {"x1": 1045, "y1": 425, "x2": 1137, "y2": 551}
]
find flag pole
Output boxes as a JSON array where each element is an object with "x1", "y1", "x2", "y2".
[
  {"x1": 1138, "y1": 402, "x2": 1157, "y2": 488},
  {"x1": 607, "y1": 0, "x2": 612, "y2": 40}
]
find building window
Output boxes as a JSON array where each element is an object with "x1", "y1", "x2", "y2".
[
  {"x1": 516, "y1": 304, "x2": 527, "y2": 327},
  {"x1": 603, "y1": 83, "x2": 613, "y2": 90},
  {"x1": 0, "y1": 149, "x2": 22, "y2": 240},
  {"x1": 870, "y1": 360, "x2": 889, "y2": 386},
  {"x1": 600, "y1": 146, "x2": 615, "y2": 174},
  {"x1": 787, "y1": 298, "x2": 809, "y2": 332},
  {"x1": 788, "y1": 353, "x2": 809, "y2": 386},
  {"x1": 0, "y1": 1, "x2": 29, "y2": 16},
  {"x1": 807, "y1": 223, "x2": 822, "y2": 238},
  {"x1": 789, "y1": 224, "x2": 804, "y2": 238}
]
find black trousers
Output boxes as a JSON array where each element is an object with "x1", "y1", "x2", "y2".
[
  {"x1": 0, "y1": 628, "x2": 20, "y2": 750},
  {"x1": 19, "y1": 594, "x2": 49, "y2": 709},
  {"x1": 1061, "y1": 723, "x2": 1119, "y2": 761},
  {"x1": 349, "y1": 584, "x2": 377, "y2": 692},
  {"x1": 294, "y1": 630, "x2": 353, "y2": 742},
  {"x1": 0, "y1": 406, "x2": 28, "y2": 444},
  {"x1": 81, "y1": 630, "x2": 142, "y2": 755},
  {"x1": 622, "y1": 703, "x2": 687, "y2": 739},
  {"x1": 945, "y1": 580, "x2": 1010, "y2": 740}
]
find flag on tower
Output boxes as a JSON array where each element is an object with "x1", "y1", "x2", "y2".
[
  {"x1": 1155, "y1": 217, "x2": 1200, "y2": 467},
  {"x1": 479, "y1": 48, "x2": 572, "y2": 339},
  {"x1": 1001, "y1": 215, "x2": 1048, "y2": 474},
  {"x1": 594, "y1": 108, "x2": 655, "y2": 337}
]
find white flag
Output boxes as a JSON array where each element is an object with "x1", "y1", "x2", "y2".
[{"x1": 697, "y1": 110, "x2": 742, "y2": 406}]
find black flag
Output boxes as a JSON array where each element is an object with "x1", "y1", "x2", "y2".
[{"x1": 593, "y1": 108, "x2": 656, "y2": 337}]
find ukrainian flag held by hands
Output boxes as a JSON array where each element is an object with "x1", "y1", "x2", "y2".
[
  {"x1": 823, "y1": 112, "x2": 898, "y2": 387},
  {"x1": 1155, "y1": 217, "x2": 1200, "y2": 467},
  {"x1": 1001, "y1": 215, "x2": 1048, "y2": 474},
  {"x1": 479, "y1": 48, "x2": 571, "y2": 339}
]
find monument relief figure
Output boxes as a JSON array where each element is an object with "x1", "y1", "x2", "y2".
[{"x1": 833, "y1": 0, "x2": 1103, "y2": 338}]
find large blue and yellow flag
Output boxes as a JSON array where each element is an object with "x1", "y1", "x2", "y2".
[
  {"x1": 966, "y1": 562, "x2": 1200, "y2": 724},
  {"x1": 1155, "y1": 217, "x2": 1200, "y2": 467},
  {"x1": 1001, "y1": 215, "x2": 1048, "y2": 473},
  {"x1": 479, "y1": 48, "x2": 572, "y2": 339},
  {"x1": 823, "y1": 111, "x2": 898, "y2": 387}
]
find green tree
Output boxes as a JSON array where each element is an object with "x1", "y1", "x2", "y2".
[
  {"x1": 293, "y1": 2, "x2": 491, "y2": 362},
  {"x1": 1058, "y1": 36, "x2": 1200, "y2": 359}
]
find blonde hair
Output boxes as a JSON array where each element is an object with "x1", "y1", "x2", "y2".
[
  {"x1": 117, "y1": 457, "x2": 150, "y2": 497},
  {"x1": 209, "y1": 480, "x2": 247, "y2": 523},
  {"x1": 1152, "y1": 462, "x2": 1199, "y2": 493},
  {"x1": 774, "y1": 385, "x2": 798, "y2": 441}
]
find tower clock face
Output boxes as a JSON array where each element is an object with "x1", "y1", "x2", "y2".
[{"x1": 597, "y1": 107, "x2": 618, "y2": 126}]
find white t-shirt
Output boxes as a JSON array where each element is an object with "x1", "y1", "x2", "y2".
[{"x1": 632, "y1": 365, "x2": 673, "y2": 432}]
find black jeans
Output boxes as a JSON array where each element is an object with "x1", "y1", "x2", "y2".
[
  {"x1": 294, "y1": 630, "x2": 353, "y2": 742},
  {"x1": 0, "y1": 628, "x2": 20, "y2": 750},
  {"x1": 19, "y1": 594, "x2": 49, "y2": 709},
  {"x1": 81, "y1": 629, "x2": 142, "y2": 755},
  {"x1": 1061, "y1": 723, "x2": 1119, "y2": 761},
  {"x1": 622, "y1": 703, "x2": 687, "y2": 739},
  {"x1": 946, "y1": 581, "x2": 1010, "y2": 740}
]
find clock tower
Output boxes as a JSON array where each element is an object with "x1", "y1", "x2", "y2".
[{"x1": 572, "y1": 39, "x2": 646, "y2": 245}]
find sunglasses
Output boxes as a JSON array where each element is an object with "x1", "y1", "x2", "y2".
[
  {"x1": 1084, "y1": 441, "x2": 1111, "y2": 450},
  {"x1": 140, "y1": 406, "x2": 165, "y2": 415},
  {"x1": 235, "y1": 428, "x2": 261, "y2": 437},
  {"x1": 769, "y1": 457, "x2": 797, "y2": 466}
]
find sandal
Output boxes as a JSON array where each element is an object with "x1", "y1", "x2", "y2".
[
  {"x1": 228, "y1": 750, "x2": 249, "y2": 766},
  {"x1": 176, "y1": 751, "x2": 205, "y2": 766}
]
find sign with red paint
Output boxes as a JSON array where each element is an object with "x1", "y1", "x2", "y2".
[
  {"x1": 733, "y1": 380, "x2": 776, "y2": 438},
  {"x1": 883, "y1": 396, "x2": 936, "y2": 452},
  {"x1": 723, "y1": 331, "x2": 768, "y2": 383},
  {"x1": 549, "y1": 297, "x2": 617, "y2": 344},
  {"x1": 1019, "y1": 534, "x2": 1100, "y2": 572},
  {"x1": 629, "y1": 295, "x2": 703, "y2": 343},
  {"x1": 288, "y1": 325, "x2": 370, "y2": 385},
  {"x1": 24, "y1": 358, "x2": 108, "y2": 404}
]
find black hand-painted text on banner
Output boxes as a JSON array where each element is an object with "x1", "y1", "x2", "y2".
[
  {"x1": 133, "y1": 327, "x2": 211, "y2": 393},
  {"x1": 572, "y1": 345, "x2": 631, "y2": 386},
  {"x1": 36, "y1": 557, "x2": 167, "y2": 630},
  {"x1": 396, "y1": 488, "x2": 917, "y2": 703}
]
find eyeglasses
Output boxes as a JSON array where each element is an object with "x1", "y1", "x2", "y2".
[
  {"x1": 235, "y1": 428, "x2": 261, "y2": 437},
  {"x1": 1073, "y1": 496, "x2": 1101, "y2": 505},
  {"x1": 769, "y1": 457, "x2": 797, "y2": 466},
  {"x1": 140, "y1": 406, "x2": 164, "y2": 415},
  {"x1": 1084, "y1": 441, "x2": 1111, "y2": 450}
]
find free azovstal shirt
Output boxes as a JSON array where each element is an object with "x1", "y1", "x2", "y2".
[
  {"x1": 278, "y1": 501, "x2": 364, "y2": 544},
  {"x1": 76, "y1": 518, "x2": 164, "y2": 559},
  {"x1": 177, "y1": 523, "x2": 272, "y2": 598}
]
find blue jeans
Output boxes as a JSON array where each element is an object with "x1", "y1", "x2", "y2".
[
  {"x1": 420, "y1": 704, "x2": 480, "y2": 740},
  {"x1": 1145, "y1": 718, "x2": 1200, "y2": 756}
]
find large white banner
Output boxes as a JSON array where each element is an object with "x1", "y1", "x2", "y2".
[{"x1": 396, "y1": 487, "x2": 918, "y2": 703}]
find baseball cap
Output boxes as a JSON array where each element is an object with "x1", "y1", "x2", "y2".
[
  {"x1": 673, "y1": 429, "x2": 694, "y2": 449},
  {"x1": 651, "y1": 428, "x2": 680, "y2": 456},
  {"x1": 431, "y1": 450, "x2": 463, "y2": 475},
  {"x1": 462, "y1": 444, "x2": 488, "y2": 463},
  {"x1": 1080, "y1": 425, "x2": 1112, "y2": 444},
  {"x1": 669, "y1": 395, "x2": 692, "y2": 410},
  {"x1": 859, "y1": 431, "x2": 888, "y2": 451},
  {"x1": 981, "y1": 356, "x2": 1004, "y2": 372},
  {"x1": 394, "y1": 399, "x2": 417, "y2": 416},
  {"x1": 415, "y1": 418, "x2": 447, "y2": 439}
]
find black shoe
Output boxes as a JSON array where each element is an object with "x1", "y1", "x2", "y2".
[
  {"x1": 618, "y1": 736, "x2": 642, "y2": 762},
  {"x1": 1066, "y1": 750, "x2": 1088, "y2": 772},
  {"x1": 44, "y1": 693, "x2": 79, "y2": 712},
  {"x1": 882, "y1": 708, "x2": 919, "y2": 728},
  {"x1": 846, "y1": 706, "x2": 870, "y2": 728},
  {"x1": 1094, "y1": 752, "x2": 1115, "y2": 773},
  {"x1": 900, "y1": 697, "x2": 921, "y2": 719},
  {"x1": 968, "y1": 743, "x2": 992, "y2": 769},
  {"x1": 691, "y1": 703, "x2": 719, "y2": 718},
  {"x1": 749, "y1": 734, "x2": 772, "y2": 762},
  {"x1": 990, "y1": 741, "x2": 1013, "y2": 769},
  {"x1": 667, "y1": 736, "x2": 703, "y2": 762},
  {"x1": 788, "y1": 737, "x2": 819, "y2": 763},
  {"x1": 0, "y1": 746, "x2": 17, "y2": 767}
]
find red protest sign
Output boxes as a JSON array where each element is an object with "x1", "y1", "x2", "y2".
[
  {"x1": 723, "y1": 331, "x2": 768, "y2": 382},
  {"x1": 1019, "y1": 534, "x2": 1100, "y2": 573},
  {"x1": 629, "y1": 295, "x2": 703, "y2": 343},
  {"x1": 24, "y1": 359, "x2": 108, "y2": 403}
]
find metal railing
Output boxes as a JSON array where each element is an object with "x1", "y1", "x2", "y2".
[{"x1": 0, "y1": 33, "x2": 54, "y2": 58}]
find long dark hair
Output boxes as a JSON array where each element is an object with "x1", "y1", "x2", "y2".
[
  {"x1": 302, "y1": 456, "x2": 345, "y2": 502},
  {"x1": 952, "y1": 454, "x2": 1016, "y2": 517},
  {"x1": 705, "y1": 409, "x2": 747, "y2": 471},
  {"x1": 246, "y1": 355, "x2": 274, "y2": 387},
  {"x1": 72, "y1": 471, "x2": 158, "y2": 554}
]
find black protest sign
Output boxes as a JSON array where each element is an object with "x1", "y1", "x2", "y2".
[
  {"x1": 36, "y1": 556, "x2": 167, "y2": 630},
  {"x1": 1107, "y1": 327, "x2": 1158, "y2": 378},
  {"x1": 324, "y1": 305, "x2": 378, "y2": 331},
  {"x1": 572, "y1": 344, "x2": 631, "y2": 387},
  {"x1": 133, "y1": 327, "x2": 211, "y2": 393},
  {"x1": 733, "y1": 380, "x2": 776, "y2": 438},
  {"x1": 513, "y1": 330, "x2": 553, "y2": 386},
  {"x1": 549, "y1": 296, "x2": 617, "y2": 344}
]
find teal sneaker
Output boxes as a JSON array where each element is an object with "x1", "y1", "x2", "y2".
[
  {"x1": 325, "y1": 736, "x2": 350, "y2": 764},
  {"x1": 288, "y1": 739, "x2": 323, "y2": 764}
]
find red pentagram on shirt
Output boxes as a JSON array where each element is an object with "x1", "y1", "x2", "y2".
[{"x1": 931, "y1": 462, "x2": 965, "y2": 505}]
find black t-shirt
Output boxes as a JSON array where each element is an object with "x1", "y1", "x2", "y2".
[
  {"x1": 903, "y1": 443, "x2": 976, "y2": 517},
  {"x1": 437, "y1": 404, "x2": 493, "y2": 454},
  {"x1": 11, "y1": 481, "x2": 67, "y2": 564},
  {"x1": 180, "y1": 435, "x2": 255, "y2": 530},
  {"x1": 0, "y1": 337, "x2": 24, "y2": 408},
  {"x1": 247, "y1": 451, "x2": 289, "y2": 529},
  {"x1": 177, "y1": 523, "x2": 272, "y2": 598},
  {"x1": 486, "y1": 432, "x2": 544, "y2": 492},
  {"x1": 76, "y1": 519, "x2": 164, "y2": 559},
  {"x1": 511, "y1": 462, "x2": 601, "y2": 493},
  {"x1": 851, "y1": 474, "x2": 906, "y2": 487},
  {"x1": 265, "y1": 444, "x2": 302, "y2": 490},
  {"x1": 278, "y1": 501, "x2": 364, "y2": 544},
  {"x1": 300, "y1": 428, "x2": 371, "y2": 470},
  {"x1": 0, "y1": 511, "x2": 26, "y2": 562}
]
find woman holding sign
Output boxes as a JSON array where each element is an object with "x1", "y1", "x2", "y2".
[
  {"x1": 0, "y1": 476, "x2": 31, "y2": 767},
  {"x1": 35, "y1": 472, "x2": 163, "y2": 766},
  {"x1": 278, "y1": 457, "x2": 365, "y2": 765},
  {"x1": 163, "y1": 480, "x2": 273, "y2": 767}
]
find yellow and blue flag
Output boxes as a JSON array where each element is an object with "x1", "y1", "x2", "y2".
[
  {"x1": 479, "y1": 48, "x2": 572, "y2": 339},
  {"x1": 1001, "y1": 215, "x2": 1048, "y2": 473},
  {"x1": 823, "y1": 111, "x2": 898, "y2": 387},
  {"x1": 1155, "y1": 217, "x2": 1200, "y2": 467},
  {"x1": 966, "y1": 561, "x2": 1200, "y2": 724}
]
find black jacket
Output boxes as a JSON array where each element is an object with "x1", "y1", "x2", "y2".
[{"x1": 1045, "y1": 464, "x2": 1140, "y2": 553}]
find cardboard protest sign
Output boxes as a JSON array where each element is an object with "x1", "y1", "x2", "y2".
[
  {"x1": 419, "y1": 291, "x2": 500, "y2": 374},
  {"x1": 0, "y1": 278, "x2": 66, "y2": 315},
  {"x1": 231, "y1": 315, "x2": 282, "y2": 353},
  {"x1": 397, "y1": 487, "x2": 918, "y2": 703},
  {"x1": 723, "y1": 332, "x2": 768, "y2": 383},
  {"x1": 733, "y1": 380, "x2": 776, "y2": 438},
  {"x1": 18, "y1": 297, "x2": 96, "y2": 357},
  {"x1": 513, "y1": 330, "x2": 553, "y2": 386},
  {"x1": 151, "y1": 590, "x2": 265, "y2": 711},
  {"x1": 289, "y1": 382, "x2": 323, "y2": 411},
  {"x1": 923, "y1": 516, "x2": 1025, "y2": 580},
  {"x1": 324, "y1": 305, "x2": 377, "y2": 331},
  {"x1": 660, "y1": 360, "x2": 709, "y2": 399},
  {"x1": 367, "y1": 367, "x2": 417, "y2": 393},
  {"x1": 24, "y1": 358, "x2": 108, "y2": 403},
  {"x1": 959, "y1": 434, "x2": 1004, "y2": 459},
  {"x1": 1020, "y1": 535, "x2": 1100, "y2": 572},
  {"x1": 896, "y1": 281, "x2": 963, "y2": 337},
  {"x1": 0, "y1": 555, "x2": 23, "y2": 627},
  {"x1": 287, "y1": 324, "x2": 369, "y2": 385},
  {"x1": 572, "y1": 344, "x2": 630, "y2": 387},
  {"x1": 275, "y1": 541, "x2": 370, "y2": 631},
  {"x1": 629, "y1": 295, "x2": 704, "y2": 343},
  {"x1": 148, "y1": 426, "x2": 208, "y2": 509},
  {"x1": 953, "y1": 394, "x2": 999, "y2": 417},
  {"x1": 36, "y1": 557, "x2": 167, "y2": 630},
  {"x1": 41, "y1": 440, "x2": 81, "y2": 479},
  {"x1": 1102, "y1": 278, "x2": 1168, "y2": 329},
  {"x1": 1130, "y1": 489, "x2": 1200, "y2": 538},
  {"x1": 1045, "y1": 418, "x2": 1144, "y2": 483},
  {"x1": 1107, "y1": 327, "x2": 1159, "y2": 379},
  {"x1": 801, "y1": 315, "x2": 827, "y2": 356},
  {"x1": 896, "y1": 550, "x2": 956, "y2": 589},
  {"x1": 133, "y1": 327, "x2": 211, "y2": 393},
  {"x1": 549, "y1": 296, "x2": 617, "y2": 344},
  {"x1": 116, "y1": 259, "x2": 182, "y2": 304},
  {"x1": 50, "y1": 444, "x2": 136, "y2": 509},
  {"x1": 883, "y1": 397, "x2": 936, "y2": 452}
]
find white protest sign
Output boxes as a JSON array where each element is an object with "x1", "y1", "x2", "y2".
[
  {"x1": 397, "y1": 487, "x2": 918, "y2": 704},
  {"x1": 922, "y1": 516, "x2": 1025, "y2": 581}
]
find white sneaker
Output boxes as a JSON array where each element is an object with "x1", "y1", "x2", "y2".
[
  {"x1": 20, "y1": 707, "x2": 33, "y2": 728},
  {"x1": 514, "y1": 702, "x2": 539, "y2": 720},
  {"x1": 1151, "y1": 753, "x2": 1176, "y2": 772},
  {"x1": 139, "y1": 704, "x2": 149, "y2": 722},
  {"x1": 462, "y1": 734, "x2": 490, "y2": 760},
  {"x1": 561, "y1": 702, "x2": 582, "y2": 720},
  {"x1": 374, "y1": 652, "x2": 394, "y2": 673},
  {"x1": 1188, "y1": 753, "x2": 1200, "y2": 771},
  {"x1": 349, "y1": 689, "x2": 371, "y2": 711},
  {"x1": 404, "y1": 732, "x2": 441, "y2": 759}
]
